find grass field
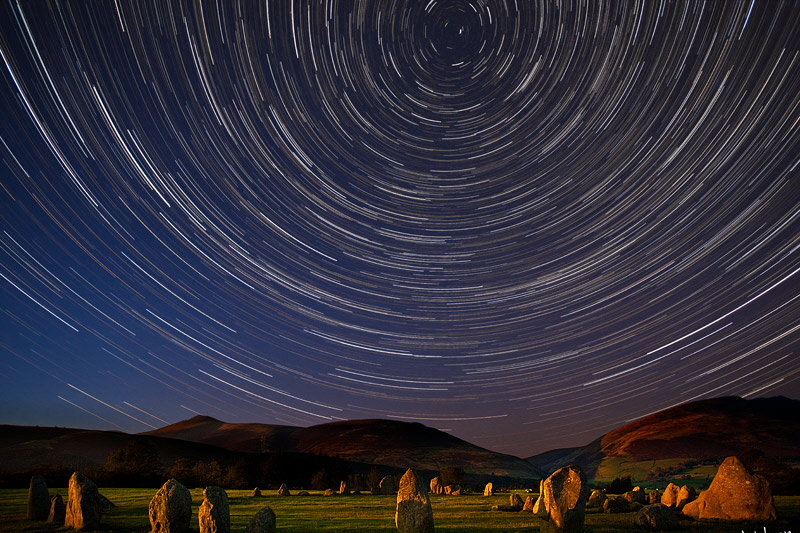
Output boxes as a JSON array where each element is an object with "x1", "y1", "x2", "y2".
[{"x1": 0, "y1": 488, "x2": 797, "y2": 532}]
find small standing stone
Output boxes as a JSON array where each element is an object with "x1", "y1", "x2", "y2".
[
  {"x1": 509, "y1": 493, "x2": 524, "y2": 510},
  {"x1": 149, "y1": 478, "x2": 192, "y2": 533},
  {"x1": 676, "y1": 485, "x2": 696, "y2": 510},
  {"x1": 660, "y1": 483, "x2": 680, "y2": 507},
  {"x1": 339, "y1": 481, "x2": 350, "y2": 495},
  {"x1": 251, "y1": 487, "x2": 262, "y2": 497},
  {"x1": 27, "y1": 475, "x2": 50, "y2": 521},
  {"x1": 48, "y1": 494, "x2": 66, "y2": 524},
  {"x1": 483, "y1": 482, "x2": 493, "y2": 496},
  {"x1": 395, "y1": 469, "x2": 434, "y2": 533},
  {"x1": 199, "y1": 486, "x2": 230, "y2": 533},
  {"x1": 246, "y1": 505, "x2": 276, "y2": 533},
  {"x1": 523, "y1": 495, "x2": 535, "y2": 512},
  {"x1": 429, "y1": 476, "x2": 443, "y2": 495},
  {"x1": 277, "y1": 483, "x2": 291, "y2": 496},
  {"x1": 65, "y1": 471, "x2": 102, "y2": 531}
]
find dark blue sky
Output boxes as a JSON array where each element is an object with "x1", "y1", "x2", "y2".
[{"x1": 1, "y1": 0, "x2": 799, "y2": 457}]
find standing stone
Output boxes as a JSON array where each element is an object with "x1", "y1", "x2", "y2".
[
  {"x1": 199, "y1": 486, "x2": 230, "y2": 533},
  {"x1": 48, "y1": 494, "x2": 66, "y2": 524},
  {"x1": 277, "y1": 483, "x2": 291, "y2": 496},
  {"x1": 523, "y1": 496, "x2": 535, "y2": 512},
  {"x1": 483, "y1": 482, "x2": 493, "y2": 496},
  {"x1": 509, "y1": 493, "x2": 524, "y2": 510},
  {"x1": 395, "y1": 469, "x2": 434, "y2": 533},
  {"x1": 65, "y1": 471, "x2": 102, "y2": 531},
  {"x1": 602, "y1": 497, "x2": 630, "y2": 513},
  {"x1": 647, "y1": 490, "x2": 660, "y2": 505},
  {"x1": 533, "y1": 465, "x2": 589, "y2": 533},
  {"x1": 681, "y1": 456, "x2": 776, "y2": 520},
  {"x1": 149, "y1": 478, "x2": 192, "y2": 533},
  {"x1": 623, "y1": 489, "x2": 646, "y2": 504},
  {"x1": 660, "y1": 483, "x2": 680, "y2": 507},
  {"x1": 634, "y1": 504, "x2": 678, "y2": 530},
  {"x1": 429, "y1": 476, "x2": 443, "y2": 495},
  {"x1": 251, "y1": 487, "x2": 262, "y2": 497},
  {"x1": 27, "y1": 475, "x2": 50, "y2": 521},
  {"x1": 380, "y1": 475, "x2": 396, "y2": 495},
  {"x1": 339, "y1": 481, "x2": 350, "y2": 495},
  {"x1": 675, "y1": 485, "x2": 696, "y2": 510},
  {"x1": 246, "y1": 506, "x2": 276, "y2": 533}
]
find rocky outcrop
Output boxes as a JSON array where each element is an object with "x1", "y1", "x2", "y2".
[
  {"x1": 148, "y1": 478, "x2": 192, "y2": 533},
  {"x1": 395, "y1": 469, "x2": 434, "y2": 533},
  {"x1": 681, "y1": 456, "x2": 777, "y2": 520}
]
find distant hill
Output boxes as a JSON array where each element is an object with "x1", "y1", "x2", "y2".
[
  {"x1": 145, "y1": 417, "x2": 541, "y2": 480},
  {"x1": 526, "y1": 396, "x2": 800, "y2": 483}
]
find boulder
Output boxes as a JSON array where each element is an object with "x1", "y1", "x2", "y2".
[
  {"x1": 586, "y1": 489, "x2": 606, "y2": 508},
  {"x1": 429, "y1": 476, "x2": 443, "y2": 495},
  {"x1": 149, "y1": 478, "x2": 192, "y2": 533},
  {"x1": 634, "y1": 504, "x2": 679, "y2": 530},
  {"x1": 532, "y1": 464, "x2": 589, "y2": 533},
  {"x1": 297, "y1": 491, "x2": 310, "y2": 496},
  {"x1": 380, "y1": 475, "x2": 396, "y2": 495},
  {"x1": 277, "y1": 483, "x2": 291, "y2": 496},
  {"x1": 603, "y1": 497, "x2": 630, "y2": 513},
  {"x1": 98, "y1": 493, "x2": 115, "y2": 509},
  {"x1": 660, "y1": 483, "x2": 680, "y2": 507},
  {"x1": 246, "y1": 505, "x2": 276, "y2": 533},
  {"x1": 676, "y1": 485, "x2": 696, "y2": 510},
  {"x1": 65, "y1": 472, "x2": 102, "y2": 531},
  {"x1": 251, "y1": 487, "x2": 262, "y2": 497},
  {"x1": 483, "y1": 482, "x2": 493, "y2": 496},
  {"x1": 339, "y1": 481, "x2": 350, "y2": 495},
  {"x1": 681, "y1": 456, "x2": 777, "y2": 520},
  {"x1": 27, "y1": 475, "x2": 50, "y2": 521},
  {"x1": 445, "y1": 485, "x2": 461, "y2": 495},
  {"x1": 324, "y1": 488, "x2": 336, "y2": 496},
  {"x1": 199, "y1": 486, "x2": 229, "y2": 533},
  {"x1": 48, "y1": 494, "x2": 66, "y2": 524},
  {"x1": 647, "y1": 490, "x2": 660, "y2": 505},
  {"x1": 623, "y1": 489, "x2": 646, "y2": 504},
  {"x1": 395, "y1": 469, "x2": 434, "y2": 533}
]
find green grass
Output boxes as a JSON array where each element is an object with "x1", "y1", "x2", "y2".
[{"x1": 0, "y1": 488, "x2": 797, "y2": 532}]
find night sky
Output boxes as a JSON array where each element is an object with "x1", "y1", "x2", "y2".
[{"x1": 1, "y1": 1, "x2": 799, "y2": 458}]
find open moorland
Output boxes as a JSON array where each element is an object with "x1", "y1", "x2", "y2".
[{"x1": 1, "y1": 487, "x2": 799, "y2": 533}]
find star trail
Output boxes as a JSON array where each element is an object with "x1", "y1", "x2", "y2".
[{"x1": 1, "y1": 0, "x2": 799, "y2": 457}]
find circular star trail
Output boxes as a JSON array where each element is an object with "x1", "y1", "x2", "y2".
[{"x1": 1, "y1": 1, "x2": 799, "y2": 456}]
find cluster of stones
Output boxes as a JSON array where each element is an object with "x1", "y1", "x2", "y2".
[
  {"x1": 149, "y1": 478, "x2": 276, "y2": 533},
  {"x1": 428, "y1": 476, "x2": 462, "y2": 496}
]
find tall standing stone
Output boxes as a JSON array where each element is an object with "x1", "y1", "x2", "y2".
[
  {"x1": 246, "y1": 506, "x2": 276, "y2": 533},
  {"x1": 149, "y1": 478, "x2": 192, "y2": 533},
  {"x1": 532, "y1": 465, "x2": 589, "y2": 533},
  {"x1": 199, "y1": 486, "x2": 230, "y2": 533},
  {"x1": 483, "y1": 482, "x2": 493, "y2": 496},
  {"x1": 339, "y1": 481, "x2": 350, "y2": 495},
  {"x1": 681, "y1": 456, "x2": 776, "y2": 520},
  {"x1": 27, "y1": 475, "x2": 50, "y2": 521},
  {"x1": 675, "y1": 485, "x2": 696, "y2": 510},
  {"x1": 395, "y1": 469, "x2": 434, "y2": 533},
  {"x1": 48, "y1": 494, "x2": 66, "y2": 524},
  {"x1": 65, "y1": 472, "x2": 102, "y2": 531},
  {"x1": 660, "y1": 483, "x2": 680, "y2": 507}
]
